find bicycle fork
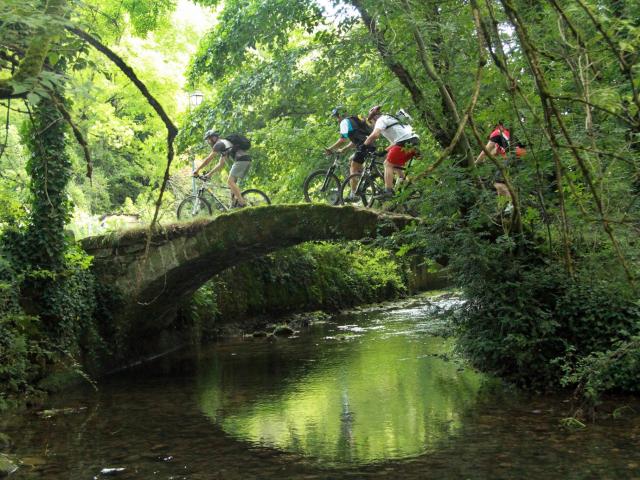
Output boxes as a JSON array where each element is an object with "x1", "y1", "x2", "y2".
[
  {"x1": 321, "y1": 165, "x2": 336, "y2": 192},
  {"x1": 191, "y1": 188, "x2": 206, "y2": 215}
]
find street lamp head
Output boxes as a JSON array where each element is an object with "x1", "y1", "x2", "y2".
[{"x1": 189, "y1": 90, "x2": 204, "y2": 108}]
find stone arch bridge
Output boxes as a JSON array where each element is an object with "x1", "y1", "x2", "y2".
[{"x1": 82, "y1": 204, "x2": 417, "y2": 340}]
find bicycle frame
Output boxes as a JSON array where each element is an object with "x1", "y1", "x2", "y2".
[
  {"x1": 354, "y1": 152, "x2": 384, "y2": 196},
  {"x1": 193, "y1": 176, "x2": 234, "y2": 212},
  {"x1": 319, "y1": 154, "x2": 342, "y2": 192}
]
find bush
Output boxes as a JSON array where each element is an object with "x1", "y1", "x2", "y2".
[
  {"x1": 0, "y1": 245, "x2": 105, "y2": 409},
  {"x1": 180, "y1": 242, "x2": 407, "y2": 328},
  {"x1": 451, "y1": 246, "x2": 640, "y2": 392}
]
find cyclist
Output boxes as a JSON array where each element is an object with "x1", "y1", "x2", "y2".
[
  {"x1": 193, "y1": 130, "x2": 251, "y2": 207},
  {"x1": 363, "y1": 105, "x2": 420, "y2": 198},
  {"x1": 324, "y1": 106, "x2": 374, "y2": 201},
  {"x1": 474, "y1": 120, "x2": 526, "y2": 213}
]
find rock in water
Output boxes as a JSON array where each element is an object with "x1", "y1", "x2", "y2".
[
  {"x1": 0, "y1": 454, "x2": 18, "y2": 477},
  {"x1": 273, "y1": 325, "x2": 294, "y2": 337}
]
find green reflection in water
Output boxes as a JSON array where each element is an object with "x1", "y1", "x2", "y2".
[{"x1": 199, "y1": 309, "x2": 489, "y2": 465}]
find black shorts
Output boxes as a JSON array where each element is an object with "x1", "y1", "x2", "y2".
[{"x1": 352, "y1": 144, "x2": 375, "y2": 165}]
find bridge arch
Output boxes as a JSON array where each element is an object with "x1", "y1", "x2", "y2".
[{"x1": 82, "y1": 204, "x2": 416, "y2": 330}]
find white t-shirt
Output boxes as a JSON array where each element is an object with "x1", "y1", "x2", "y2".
[
  {"x1": 213, "y1": 138, "x2": 248, "y2": 159},
  {"x1": 374, "y1": 115, "x2": 417, "y2": 145}
]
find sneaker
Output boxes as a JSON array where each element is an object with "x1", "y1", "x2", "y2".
[{"x1": 374, "y1": 189, "x2": 394, "y2": 200}]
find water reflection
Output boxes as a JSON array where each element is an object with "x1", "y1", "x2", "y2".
[
  {"x1": 198, "y1": 302, "x2": 489, "y2": 465},
  {"x1": 1, "y1": 296, "x2": 639, "y2": 479}
]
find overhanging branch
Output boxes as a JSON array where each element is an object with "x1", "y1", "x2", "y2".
[{"x1": 67, "y1": 26, "x2": 178, "y2": 234}]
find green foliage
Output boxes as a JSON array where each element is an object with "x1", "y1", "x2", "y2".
[
  {"x1": 189, "y1": 0, "x2": 324, "y2": 84},
  {"x1": 561, "y1": 336, "x2": 640, "y2": 401},
  {"x1": 22, "y1": 95, "x2": 73, "y2": 270},
  {"x1": 0, "y1": 253, "x2": 48, "y2": 409},
  {"x1": 180, "y1": 242, "x2": 407, "y2": 328},
  {"x1": 453, "y1": 255, "x2": 640, "y2": 391},
  {"x1": 2, "y1": 0, "x2": 640, "y2": 406},
  {"x1": 181, "y1": 281, "x2": 219, "y2": 344},
  {"x1": 0, "y1": 242, "x2": 105, "y2": 409}
]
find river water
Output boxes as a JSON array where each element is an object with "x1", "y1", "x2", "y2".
[{"x1": 2, "y1": 294, "x2": 639, "y2": 479}]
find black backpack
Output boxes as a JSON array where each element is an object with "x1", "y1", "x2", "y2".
[
  {"x1": 347, "y1": 116, "x2": 372, "y2": 145},
  {"x1": 225, "y1": 133, "x2": 251, "y2": 152}
]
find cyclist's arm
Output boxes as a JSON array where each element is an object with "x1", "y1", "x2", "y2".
[
  {"x1": 193, "y1": 151, "x2": 216, "y2": 175},
  {"x1": 208, "y1": 153, "x2": 227, "y2": 175},
  {"x1": 475, "y1": 140, "x2": 498, "y2": 165},
  {"x1": 325, "y1": 137, "x2": 347, "y2": 152},
  {"x1": 337, "y1": 141, "x2": 354, "y2": 153},
  {"x1": 363, "y1": 128, "x2": 382, "y2": 146}
]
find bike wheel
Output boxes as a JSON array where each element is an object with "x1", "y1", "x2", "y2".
[
  {"x1": 241, "y1": 189, "x2": 271, "y2": 207},
  {"x1": 339, "y1": 173, "x2": 365, "y2": 206},
  {"x1": 177, "y1": 195, "x2": 212, "y2": 220},
  {"x1": 303, "y1": 170, "x2": 341, "y2": 205},
  {"x1": 362, "y1": 175, "x2": 385, "y2": 208}
]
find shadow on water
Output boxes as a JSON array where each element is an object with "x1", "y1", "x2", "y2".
[{"x1": 1, "y1": 294, "x2": 639, "y2": 479}]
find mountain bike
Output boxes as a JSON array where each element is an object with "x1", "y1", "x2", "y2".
[
  {"x1": 338, "y1": 149, "x2": 387, "y2": 207},
  {"x1": 177, "y1": 175, "x2": 270, "y2": 220},
  {"x1": 302, "y1": 152, "x2": 347, "y2": 205}
]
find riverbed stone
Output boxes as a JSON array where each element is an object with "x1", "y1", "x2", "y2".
[
  {"x1": 273, "y1": 325, "x2": 295, "y2": 337},
  {"x1": 0, "y1": 454, "x2": 17, "y2": 477}
]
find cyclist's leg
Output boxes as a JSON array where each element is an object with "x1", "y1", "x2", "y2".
[
  {"x1": 228, "y1": 159, "x2": 251, "y2": 207},
  {"x1": 393, "y1": 165, "x2": 407, "y2": 189},
  {"x1": 228, "y1": 175, "x2": 243, "y2": 207},
  {"x1": 349, "y1": 153, "x2": 365, "y2": 195}
]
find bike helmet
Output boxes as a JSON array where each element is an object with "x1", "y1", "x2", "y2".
[
  {"x1": 203, "y1": 129, "x2": 220, "y2": 141},
  {"x1": 367, "y1": 105, "x2": 382, "y2": 121},
  {"x1": 330, "y1": 106, "x2": 344, "y2": 118}
]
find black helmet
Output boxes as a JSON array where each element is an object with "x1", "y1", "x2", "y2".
[
  {"x1": 330, "y1": 106, "x2": 344, "y2": 118},
  {"x1": 203, "y1": 129, "x2": 220, "y2": 141}
]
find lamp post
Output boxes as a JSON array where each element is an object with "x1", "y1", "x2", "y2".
[{"x1": 188, "y1": 91, "x2": 204, "y2": 193}]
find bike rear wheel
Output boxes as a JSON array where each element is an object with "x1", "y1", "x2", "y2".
[
  {"x1": 303, "y1": 170, "x2": 341, "y2": 205},
  {"x1": 177, "y1": 195, "x2": 212, "y2": 220},
  {"x1": 241, "y1": 189, "x2": 271, "y2": 207}
]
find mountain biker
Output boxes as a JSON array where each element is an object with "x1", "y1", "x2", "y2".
[
  {"x1": 474, "y1": 120, "x2": 526, "y2": 213},
  {"x1": 324, "y1": 106, "x2": 374, "y2": 201},
  {"x1": 193, "y1": 130, "x2": 251, "y2": 207},
  {"x1": 363, "y1": 105, "x2": 420, "y2": 198}
]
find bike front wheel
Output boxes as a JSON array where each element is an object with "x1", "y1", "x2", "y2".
[
  {"x1": 241, "y1": 189, "x2": 271, "y2": 207},
  {"x1": 339, "y1": 173, "x2": 384, "y2": 207},
  {"x1": 177, "y1": 195, "x2": 212, "y2": 220},
  {"x1": 303, "y1": 170, "x2": 341, "y2": 205}
]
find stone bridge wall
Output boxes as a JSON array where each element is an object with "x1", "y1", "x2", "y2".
[{"x1": 82, "y1": 204, "x2": 416, "y2": 335}]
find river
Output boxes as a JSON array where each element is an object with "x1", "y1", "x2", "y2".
[{"x1": 1, "y1": 294, "x2": 639, "y2": 479}]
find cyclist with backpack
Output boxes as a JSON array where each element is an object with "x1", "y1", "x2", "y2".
[
  {"x1": 324, "y1": 106, "x2": 374, "y2": 201},
  {"x1": 474, "y1": 120, "x2": 526, "y2": 213},
  {"x1": 193, "y1": 130, "x2": 252, "y2": 207},
  {"x1": 363, "y1": 105, "x2": 420, "y2": 198}
]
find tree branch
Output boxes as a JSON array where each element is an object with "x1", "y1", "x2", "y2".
[
  {"x1": 67, "y1": 26, "x2": 178, "y2": 234},
  {"x1": 53, "y1": 96, "x2": 93, "y2": 179},
  {"x1": 346, "y1": 0, "x2": 449, "y2": 147}
]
